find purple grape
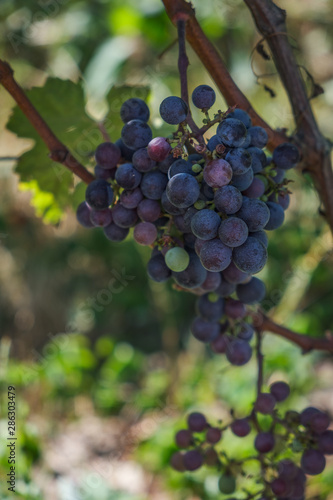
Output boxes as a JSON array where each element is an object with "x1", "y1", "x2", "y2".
[
  {"x1": 85, "y1": 179, "x2": 113, "y2": 210},
  {"x1": 309, "y1": 412, "x2": 330, "y2": 434},
  {"x1": 255, "y1": 393, "x2": 276, "y2": 414},
  {"x1": 219, "y1": 217, "x2": 248, "y2": 248},
  {"x1": 238, "y1": 322, "x2": 254, "y2": 341},
  {"x1": 161, "y1": 190, "x2": 184, "y2": 215},
  {"x1": 191, "y1": 209, "x2": 221, "y2": 240},
  {"x1": 271, "y1": 477, "x2": 289, "y2": 496},
  {"x1": 112, "y1": 204, "x2": 138, "y2": 228},
  {"x1": 132, "y1": 148, "x2": 156, "y2": 172},
  {"x1": 115, "y1": 163, "x2": 142, "y2": 190},
  {"x1": 172, "y1": 252, "x2": 207, "y2": 289},
  {"x1": 214, "y1": 185, "x2": 243, "y2": 214},
  {"x1": 269, "y1": 191, "x2": 290, "y2": 210},
  {"x1": 133, "y1": 222, "x2": 157, "y2": 245},
  {"x1": 103, "y1": 222, "x2": 129, "y2": 242},
  {"x1": 192, "y1": 85, "x2": 216, "y2": 109},
  {"x1": 158, "y1": 154, "x2": 176, "y2": 173},
  {"x1": 203, "y1": 159, "x2": 233, "y2": 188},
  {"x1": 233, "y1": 237, "x2": 267, "y2": 274},
  {"x1": 159, "y1": 96, "x2": 188, "y2": 125},
  {"x1": 215, "y1": 277, "x2": 236, "y2": 297},
  {"x1": 121, "y1": 119, "x2": 152, "y2": 150},
  {"x1": 254, "y1": 432, "x2": 275, "y2": 453},
  {"x1": 249, "y1": 126, "x2": 268, "y2": 148},
  {"x1": 273, "y1": 142, "x2": 300, "y2": 170},
  {"x1": 141, "y1": 171, "x2": 168, "y2": 200},
  {"x1": 196, "y1": 294, "x2": 224, "y2": 321},
  {"x1": 137, "y1": 199, "x2": 161, "y2": 222},
  {"x1": 265, "y1": 201, "x2": 285, "y2": 230},
  {"x1": 170, "y1": 451, "x2": 185, "y2": 471},
  {"x1": 274, "y1": 167, "x2": 285, "y2": 183},
  {"x1": 200, "y1": 239, "x2": 232, "y2": 272},
  {"x1": 249, "y1": 230, "x2": 268, "y2": 248},
  {"x1": 168, "y1": 159, "x2": 194, "y2": 178},
  {"x1": 191, "y1": 317, "x2": 220, "y2": 342},
  {"x1": 243, "y1": 177, "x2": 266, "y2": 198},
  {"x1": 90, "y1": 208, "x2": 112, "y2": 227},
  {"x1": 207, "y1": 134, "x2": 222, "y2": 152},
  {"x1": 206, "y1": 427, "x2": 222, "y2": 444},
  {"x1": 217, "y1": 118, "x2": 247, "y2": 147},
  {"x1": 269, "y1": 381, "x2": 290, "y2": 402},
  {"x1": 211, "y1": 334, "x2": 229, "y2": 353},
  {"x1": 225, "y1": 148, "x2": 252, "y2": 175},
  {"x1": 204, "y1": 448, "x2": 219, "y2": 466},
  {"x1": 115, "y1": 138, "x2": 134, "y2": 161},
  {"x1": 175, "y1": 429, "x2": 193, "y2": 448},
  {"x1": 201, "y1": 271, "x2": 222, "y2": 291},
  {"x1": 166, "y1": 173, "x2": 200, "y2": 208},
  {"x1": 236, "y1": 277, "x2": 266, "y2": 304},
  {"x1": 317, "y1": 430, "x2": 333, "y2": 455},
  {"x1": 231, "y1": 418, "x2": 251, "y2": 437},
  {"x1": 147, "y1": 254, "x2": 171, "y2": 283},
  {"x1": 231, "y1": 168, "x2": 254, "y2": 191},
  {"x1": 187, "y1": 412, "x2": 207, "y2": 432},
  {"x1": 94, "y1": 165, "x2": 116, "y2": 180},
  {"x1": 183, "y1": 450, "x2": 203, "y2": 471},
  {"x1": 301, "y1": 449, "x2": 326, "y2": 475},
  {"x1": 95, "y1": 142, "x2": 121, "y2": 169},
  {"x1": 120, "y1": 188, "x2": 143, "y2": 209},
  {"x1": 147, "y1": 136, "x2": 171, "y2": 161},
  {"x1": 300, "y1": 407, "x2": 321, "y2": 426},
  {"x1": 236, "y1": 197, "x2": 270, "y2": 232},
  {"x1": 76, "y1": 201, "x2": 93, "y2": 228},
  {"x1": 120, "y1": 98, "x2": 150, "y2": 123},
  {"x1": 225, "y1": 298, "x2": 246, "y2": 319},
  {"x1": 226, "y1": 339, "x2": 252, "y2": 365},
  {"x1": 226, "y1": 109, "x2": 252, "y2": 128},
  {"x1": 278, "y1": 459, "x2": 299, "y2": 480}
]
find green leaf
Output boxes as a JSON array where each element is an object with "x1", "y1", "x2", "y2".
[{"x1": 6, "y1": 78, "x2": 99, "y2": 223}]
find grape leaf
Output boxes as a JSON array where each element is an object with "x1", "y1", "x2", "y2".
[{"x1": 6, "y1": 77, "x2": 100, "y2": 223}]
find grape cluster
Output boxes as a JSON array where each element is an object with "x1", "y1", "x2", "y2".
[
  {"x1": 171, "y1": 381, "x2": 332, "y2": 499},
  {"x1": 77, "y1": 86, "x2": 297, "y2": 368}
]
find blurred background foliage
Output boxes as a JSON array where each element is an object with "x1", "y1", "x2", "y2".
[{"x1": 0, "y1": 0, "x2": 333, "y2": 498}]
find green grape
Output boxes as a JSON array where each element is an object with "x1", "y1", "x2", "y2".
[
  {"x1": 218, "y1": 474, "x2": 236, "y2": 494},
  {"x1": 165, "y1": 247, "x2": 190, "y2": 272}
]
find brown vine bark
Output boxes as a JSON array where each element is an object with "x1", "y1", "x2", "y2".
[
  {"x1": 0, "y1": 59, "x2": 94, "y2": 184},
  {"x1": 243, "y1": 0, "x2": 333, "y2": 235}
]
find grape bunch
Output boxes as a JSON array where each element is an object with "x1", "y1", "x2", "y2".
[
  {"x1": 77, "y1": 85, "x2": 297, "y2": 366},
  {"x1": 171, "y1": 381, "x2": 332, "y2": 499}
]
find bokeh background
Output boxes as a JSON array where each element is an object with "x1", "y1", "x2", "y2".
[{"x1": 0, "y1": 0, "x2": 333, "y2": 498}]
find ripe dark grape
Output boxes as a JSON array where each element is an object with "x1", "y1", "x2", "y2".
[
  {"x1": 233, "y1": 237, "x2": 267, "y2": 274},
  {"x1": 159, "y1": 96, "x2": 188, "y2": 124},
  {"x1": 141, "y1": 171, "x2": 168, "y2": 200},
  {"x1": 183, "y1": 450, "x2": 203, "y2": 471},
  {"x1": 254, "y1": 432, "x2": 275, "y2": 453},
  {"x1": 249, "y1": 126, "x2": 268, "y2": 148},
  {"x1": 236, "y1": 277, "x2": 266, "y2": 304},
  {"x1": 166, "y1": 173, "x2": 200, "y2": 208},
  {"x1": 104, "y1": 222, "x2": 129, "y2": 242},
  {"x1": 226, "y1": 109, "x2": 252, "y2": 128},
  {"x1": 247, "y1": 147, "x2": 266, "y2": 173},
  {"x1": 196, "y1": 294, "x2": 224, "y2": 321},
  {"x1": 191, "y1": 317, "x2": 220, "y2": 342},
  {"x1": 204, "y1": 448, "x2": 219, "y2": 466},
  {"x1": 161, "y1": 190, "x2": 184, "y2": 215},
  {"x1": 173, "y1": 251, "x2": 207, "y2": 289},
  {"x1": 226, "y1": 339, "x2": 252, "y2": 366},
  {"x1": 191, "y1": 209, "x2": 221, "y2": 240},
  {"x1": 214, "y1": 185, "x2": 243, "y2": 214},
  {"x1": 265, "y1": 201, "x2": 285, "y2": 231},
  {"x1": 90, "y1": 208, "x2": 112, "y2": 227},
  {"x1": 211, "y1": 334, "x2": 229, "y2": 353},
  {"x1": 120, "y1": 188, "x2": 143, "y2": 209},
  {"x1": 147, "y1": 136, "x2": 171, "y2": 161},
  {"x1": 217, "y1": 118, "x2": 247, "y2": 147},
  {"x1": 207, "y1": 134, "x2": 222, "y2": 152},
  {"x1": 273, "y1": 142, "x2": 300, "y2": 170},
  {"x1": 243, "y1": 177, "x2": 266, "y2": 198},
  {"x1": 137, "y1": 199, "x2": 160, "y2": 222},
  {"x1": 225, "y1": 148, "x2": 252, "y2": 175},
  {"x1": 269, "y1": 381, "x2": 290, "y2": 402},
  {"x1": 112, "y1": 204, "x2": 138, "y2": 228},
  {"x1": 201, "y1": 271, "x2": 221, "y2": 291},
  {"x1": 215, "y1": 277, "x2": 236, "y2": 297},
  {"x1": 236, "y1": 197, "x2": 270, "y2": 232},
  {"x1": 225, "y1": 298, "x2": 247, "y2": 319},
  {"x1": 231, "y1": 418, "x2": 251, "y2": 437},
  {"x1": 115, "y1": 163, "x2": 142, "y2": 190},
  {"x1": 238, "y1": 322, "x2": 254, "y2": 341},
  {"x1": 115, "y1": 138, "x2": 134, "y2": 161},
  {"x1": 94, "y1": 165, "x2": 116, "y2": 180},
  {"x1": 192, "y1": 85, "x2": 216, "y2": 109},
  {"x1": 278, "y1": 459, "x2": 298, "y2": 480},
  {"x1": 187, "y1": 412, "x2": 207, "y2": 432},
  {"x1": 170, "y1": 451, "x2": 186, "y2": 472},
  {"x1": 300, "y1": 407, "x2": 321, "y2": 427},
  {"x1": 132, "y1": 148, "x2": 156, "y2": 172},
  {"x1": 271, "y1": 477, "x2": 289, "y2": 496},
  {"x1": 309, "y1": 412, "x2": 330, "y2": 434},
  {"x1": 301, "y1": 449, "x2": 326, "y2": 475},
  {"x1": 206, "y1": 427, "x2": 222, "y2": 444},
  {"x1": 255, "y1": 393, "x2": 276, "y2": 414},
  {"x1": 76, "y1": 201, "x2": 93, "y2": 228},
  {"x1": 231, "y1": 168, "x2": 254, "y2": 191},
  {"x1": 269, "y1": 191, "x2": 290, "y2": 210},
  {"x1": 169, "y1": 159, "x2": 194, "y2": 178},
  {"x1": 120, "y1": 97, "x2": 150, "y2": 123},
  {"x1": 133, "y1": 222, "x2": 157, "y2": 245},
  {"x1": 200, "y1": 239, "x2": 232, "y2": 272},
  {"x1": 317, "y1": 430, "x2": 333, "y2": 455},
  {"x1": 147, "y1": 254, "x2": 171, "y2": 283},
  {"x1": 249, "y1": 230, "x2": 268, "y2": 248},
  {"x1": 218, "y1": 217, "x2": 248, "y2": 248},
  {"x1": 95, "y1": 141, "x2": 121, "y2": 169},
  {"x1": 203, "y1": 159, "x2": 233, "y2": 188},
  {"x1": 85, "y1": 179, "x2": 113, "y2": 210},
  {"x1": 121, "y1": 119, "x2": 153, "y2": 150},
  {"x1": 175, "y1": 429, "x2": 193, "y2": 448}
]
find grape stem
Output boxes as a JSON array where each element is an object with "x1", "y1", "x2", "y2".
[
  {"x1": 255, "y1": 329, "x2": 264, "y2": 396},
  {"x1": 0, "y1": 59, "x2": 95, "y2": 185}
]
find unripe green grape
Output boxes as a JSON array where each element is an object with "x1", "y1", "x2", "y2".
[
  {"x1": 165, "y1": 247, "x2": 190, "y2": 272},
  {"x1": 218, "y1": 474, "x2": 236, "y2": 494}
]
